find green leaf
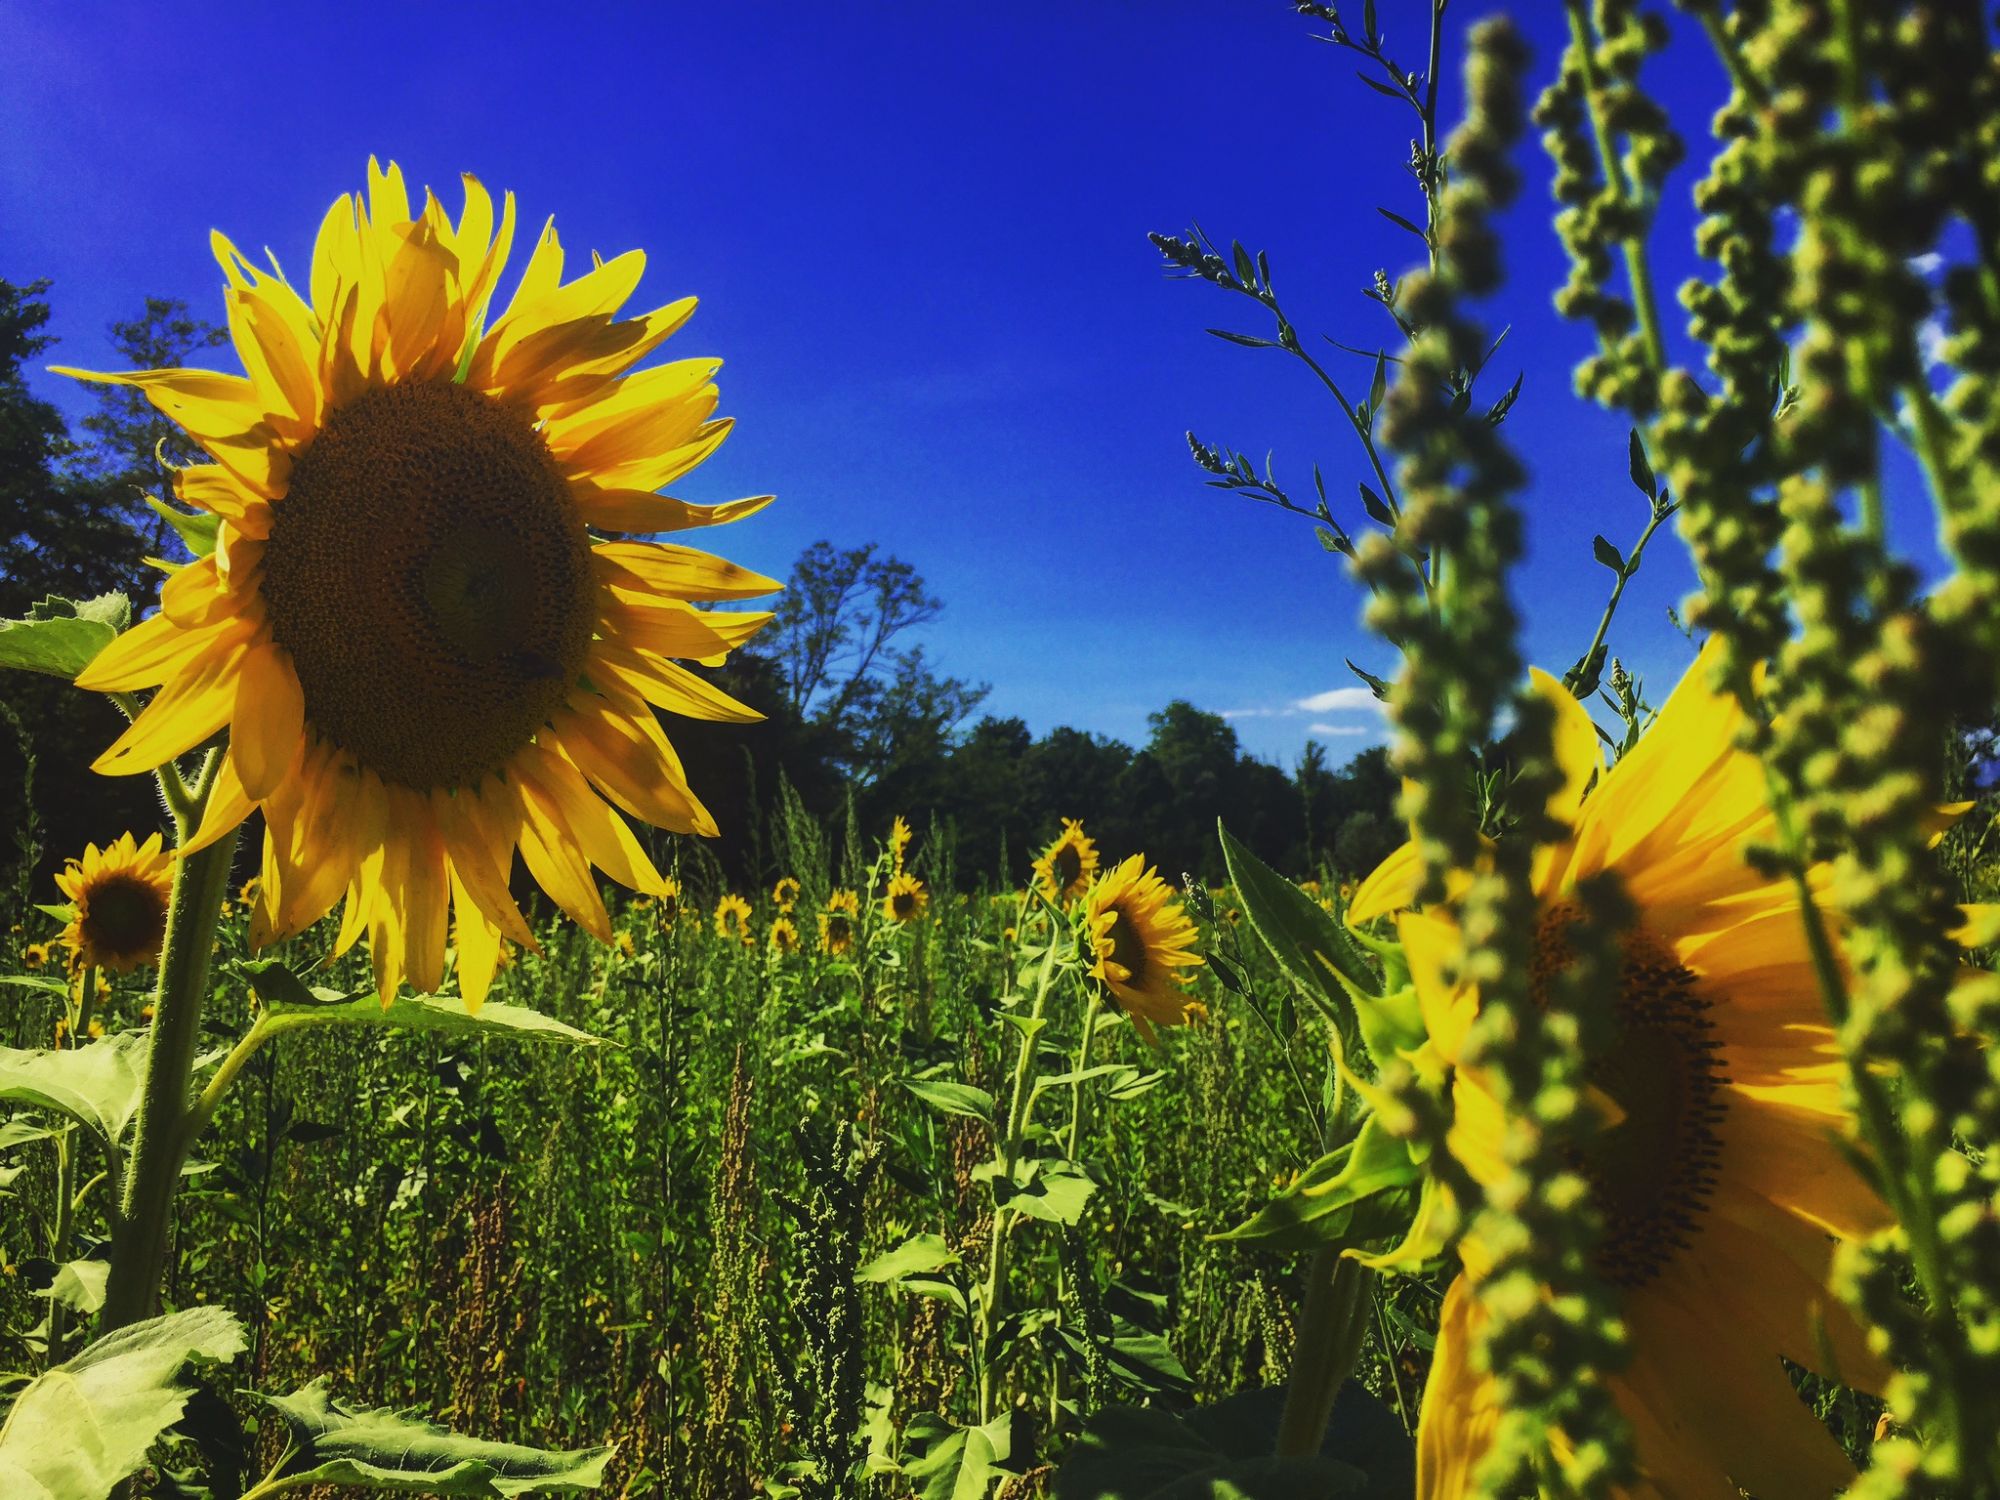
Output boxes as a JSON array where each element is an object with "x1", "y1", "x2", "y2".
[
  {"x1": 1357, "y1": 484, "x2": 1393, "y2": 529},
  {"x1": 145, "y1": 496, "x2": 219, "y2": 558},
  {"x1": 1054, "y1": 1385, "x2": 1409, "y2": 1499},
  {"x1": 1216, "y1": 1115, "x2": 1422, "y2": 1251},
  {"x1": 992, "y1": 1157, "x2": 1097, "y2": 1225},
  {"x1": 1368, "y1": 351, "x2": 1388, "y2": 415},
  {"x1": 1205, "y1": 329, "x2": 1280, "y2": 350},
  {"x1": 857, "y1": 1232, "x2": 960, "y2": 1285},
  {"x1": 252, "y1": 1378, "x2": 613, "y2": 1495},
  {"x1": 900, "y1": 1078, "x2": 995, "y2": 1126},
  {"x1": 1592, "y1": 534, "x2": 1625, "y2": 573},
  {"x1": 0, "y1": 1031, "x2": 151, "y2": 1144},
  {"x1": 33, "y1": 1258, "x2": 109, "y2": 1315},
  {"x1": 899, "y1": 1277, "x2": 969, "y2": 1313},
  {"x1": 0, "y1": 595, "x2": 129, "y2": 680},
  {"x1": 247, "y1": 963, "x2": 601, "y2": 1045},
  {"x1": 1217, "y1": 822, "x2": 1379, "y2": 1032},
  {"x1": 901, "y1": 1413, "x2": 1014, "y2": 1500},
  {"x1": 0, "y1": 977, "x2": 69, "y2": 998},
  {"x1": 1627, "y1": 428, "x2": 1656, "y2": 499},
  {"x1": 0, "y1": 1305, "x2": 246, "y2": 1500}
]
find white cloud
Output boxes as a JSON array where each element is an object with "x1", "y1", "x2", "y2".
[
  {"x1": 1292, "y1": 686, "x2": 1383, "y2": 715},
  {"x1": 1219, "y1": 707, "x2": 1281, "y2": 720},
  {"x1": 1307, "y1": 722, "x2": 1371, "y2": 737}
]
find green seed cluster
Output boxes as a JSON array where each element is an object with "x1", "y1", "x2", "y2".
[
  {"x1": 1361, "y1": 19, "x2": 1636, "y2": 1494},
  {"x1": 1543, "y1": 2, "x2": 2000, "y2": 1490}
]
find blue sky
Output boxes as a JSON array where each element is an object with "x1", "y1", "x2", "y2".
[{"x1": 1, "y1": 3, "x2": 1948, "y2": 767}]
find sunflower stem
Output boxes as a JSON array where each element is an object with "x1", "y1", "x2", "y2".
[
  {"x1": 46, "y1": 962, "x2": 98, "y2": 1359},
  {"x1": 100, "y1": 751, "x2": 237, "y2": 1333},
  {"x1": 1274, "y1": 1250, "x2": 1373, "y2": 1459},
  {"x1": 976, "y1": 930, "x2": 1062, "y2": 1424}
]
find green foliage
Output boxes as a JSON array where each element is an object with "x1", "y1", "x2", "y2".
[
  {"x1": 251, "y1": 1378, "x2": 613, "y2": 1496},
  {"x1": 0, "y1": 1306, "x2": 245, "y2": 1500},
  {"x1": 0, "y1": 595, "x2": 129, "y2": 680},
  {"x1": 0, "y1": 1030, "x2": 151, "y2": 1144}
]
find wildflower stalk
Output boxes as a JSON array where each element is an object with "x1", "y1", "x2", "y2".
[
  {"x1": 100, "y1": 749, "x2": 237, "y2": 1332},
  {"x1": 976, "y1": 929, "x2": 1062, "y2": 1423},
  {"x1": 1061, "y1": 987, "x2": 1104, "y2": 1164}
]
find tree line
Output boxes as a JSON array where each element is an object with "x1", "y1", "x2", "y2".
[{"x1": 0, "y1": 279, "x2": 1399, "y2": 901}]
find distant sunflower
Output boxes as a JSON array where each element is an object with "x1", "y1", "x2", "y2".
[
  {"x1": 883, "y1": 871, "x2": 929, "y2": 924},
  {"x1": 657, "y1": 875, "x2": 683, "y2": 928},
  {"x1": 1033, "y1": 818, "x2": 1099, "y2": 903},
  {"x1": 714, "y1": 893, "x2": 753, "y2": 947},
  {"x1": 56, "y1": 833, "x2": 174, "y2": 973},
  {"x1": 769, "y1": 915, "x2": 800, "y2": 956},
  {"x1": 888, "y1": 816, "x2": 914, "y2": 870},
  {"x1": 1083, "y1": 855, "x2": 1203, "y2": 1042},
  {"x1": 23, "y1": 942, "x2": 52, "y2": 971},
  {"x1": 1368, "y1": 648, "x2": 1918, "y2": 1497},
  {"x1": 772, "y1": 875, "x2": 801, "y2": 913},
  {"x1": 819, "y1": 889, "x2": 860, "y2": 955},
  {"x1": 60, "y1": 160, "x2": 776, "y2": 1008}
]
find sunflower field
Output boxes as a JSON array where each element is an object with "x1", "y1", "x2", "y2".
[{"x1": 4, "y1": 3, "x2": 2000, "y2": 1498}]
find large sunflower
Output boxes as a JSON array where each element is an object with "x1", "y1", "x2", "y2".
[
  {"x1": 883, "y1": 871, "x2": 929, "y2": 924},
  {"x1": 1083, "y1": 855, "x2": 1204, "y2": 1042},
  {"x1": 59, "y1": 160, "x2": 775, "y2": 1008},
  {"x1": 57, "y1": 832, "x2": 174, "y2": 973},
  {"x1": 1033, "y1": 818, "x2": 1100, "y2": 904},
  {"x1": 1356, "y1": 646, "x2": 1911, "y2": 1496}
]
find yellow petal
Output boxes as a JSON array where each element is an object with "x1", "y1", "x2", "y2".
[
  {"x1": 513, "y1": 740, "x2": 666, "y2": 896},
  {"x1": 433, "y1": 790, "x2": 536, "y2": 949},
  {"x1": 1349, "y1": 838, "x2": 1419, "y2": 926},
  {"x1": 449, "y1": 869, "x2": 503, "y2": 1013},
  {"x1": 181, "y1": 748, "x2": 256, "y2": 858},
  {"x1": 514, "y1": 781, "x2": 612, "y2": 942},
  {"x1": 593, "y1": 541, "x2": 780, "y2": 601},
  {"x1": 1526, "y1": 665, "x2": 1603, "y2": 828},
  {"x1": 573, "y1": 488, "x2": 774, "y2": 535},
  {"x1": 1414, "y1": 1277, "x2": 1500, "y2": 1500},
  {"x1": 229, "y1": 641, "x2": 304, "y2": 800},
  {"x1": 92, "y1": 631, "x2": 250, "y2": 774},
  {"x1": 590, "y1": 645, "x2": 763, "y2": 724},
  {"x1": 550, "y1": 698, "x2": 714, "y2": 837}
]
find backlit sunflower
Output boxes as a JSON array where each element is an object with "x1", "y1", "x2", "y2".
[
  {"x1": 883, "y1": 871, "x2": 928, "y2": 924},
  {"x1": 714, "y1": 893, "x2": 753, "y2": 947},
  {"x1": 56, "y1": 833, "x2": 174, "y2": 973},
  {"x1": 1083, "y1": 855, "x2": 1203, "y2": 1042},
  {"x1": 772, "y1": 875, "x2": 801, "y2": 913},
  {"x1": 819, "y1": 889, "x2": 859, "y2": 955},
  {"x1": 888, "y1": 815, "x2": 913, "y2": 871},
  {"x1": 1033, "y1": 818, "x2": 1099, "y2": 904},
  {"x1": 59, "y1": 160, "x2": 775, "y2": 1008},
  {"x1": 769, "y1": 915, "x2": 800, "y2": 956},
  {"x1": 1356, "y1": 647, "x2": 1914, "y2": 1496}
]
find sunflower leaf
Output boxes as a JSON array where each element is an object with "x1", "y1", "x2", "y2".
[
  {"x1": 0, "y1": 1305, "x2": 247, "y2": 1500},
  {"x1": 243, "y1": 963, "x2": 601, "y2": 1044},
  {"x1": 249, "y1": 1378, "x2": 613, "y2": 1495},
  {"x1": 0, "y1": 1030, "x2": 152, "y2": 1144},
  {"x1": 0, "y1": 595, "x2": 130, "y2": 679},
  {"x1": 857, "y1": 1232, "x2": 960, "y2": 1285},
  {"x1": 899, "y1": 1077, "x2": 996, "y2": 1126},
  {"x1": 1215, "y1": 1114, "x2": 1421, "y2": 1251},
  {"x1": 145, "y1": 495, "x2": 220, "y2": 558}
]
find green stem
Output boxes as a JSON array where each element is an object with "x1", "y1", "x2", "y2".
[
  {"x1": 1566, "y1": 1, "x2": 1667, "y2": 375},
  {"x1": 1274, "y1": 1250, "x2": 1374, "y2": 1458},
  {"x1": 1062, "y1": 989, "x2": 1105, "y2": 1164},
  {"x1": 99, "y1": 752, "x2": 237, "y2": 1333},
  {"x1": 1564, "y1": 504, "x2": 1671, "y2": 694},
  {"x1": 977, "y1": 934, "x2": 1062, "y2": 1423}
]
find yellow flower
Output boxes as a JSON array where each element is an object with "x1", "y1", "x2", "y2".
[
  {"x1": 882, "y1": 871, "x2": 928, "y2": 924},
  {"x1": 772, "y1": 875, "x2": 801, "y2": 912},
  {"x1": 22, "y1": 942, "x2": 51, "y2": 971},
  {"x1": 1002, "y1": 926, "x2": 1018, "y2": 943},
  {"x1": 819, "y1": 889, "x2": 859, "y2": 954},
  {"x1": 888, "y1": 815, "x2": 913, "y2": 870},
  {"x1": 1369, "y1": 649, "x2": 1903, "y2": 1497},
  {"x1": 58, "y1": 159, "x2": 777, "y2": 1009},
  {"x1": 1084, "y1": 855, "x2": 1203, "y2": 1042},
  {"x1": 714, "y1": 893, "x2": 753, "y2": 946},
  {"x1": 1032, "y1": 818, "x2": 1099, "y2": 904},
  {"x1": 657, "y1": 875, "x2": 683, "y2": 927},
  {"x1": 55, "y1": 833, "x2": 174, "y2": 973},
  {"x1": 613, "y1": 930, "x2": 636, "y2": 959},
  {"x1": 769, "y1": 915, "x2": 800, "y2": 955}
]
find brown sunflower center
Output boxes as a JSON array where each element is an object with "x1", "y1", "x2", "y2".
[
  {"x1": 1106, "y1": 905, "x2": 1148, "y2": 986},
  {"x1": 1534, "y1": 902, "x2": 1729, "y2": 1289},
  {"x1": 892, "y1": 892, "x2": 917, "y2": 919},
  {"x1": 827, "y1": 912, "x2": 852, "y2": 943},
  {"x1": 1053, "y1": 844, "x2": 1082, "y2": 891},
  {"x1": 261, "y1": 379, "x2": 596, "y2": 791},
  {"x1": 80, "y1": 874, "x2": 168, "y2": 964}
]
